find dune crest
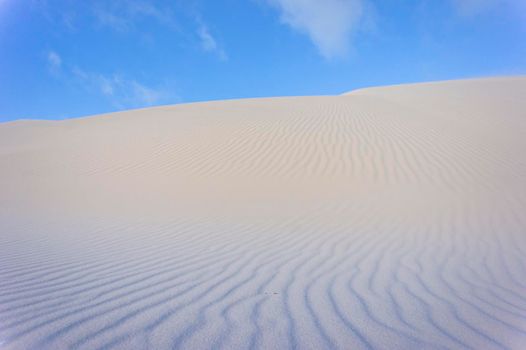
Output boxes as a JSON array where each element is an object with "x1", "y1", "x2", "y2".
[{"x1": 1, "y1": 77, "x2": 526, "y2": 349}]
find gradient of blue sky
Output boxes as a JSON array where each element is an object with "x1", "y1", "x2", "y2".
[{"x1": 0, "y1": 0, "x2": 524, "y2": 121}]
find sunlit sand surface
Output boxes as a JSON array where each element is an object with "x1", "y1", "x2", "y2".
[{"x1": 1, "y1": 77, "x2": 525, "y2": 349}]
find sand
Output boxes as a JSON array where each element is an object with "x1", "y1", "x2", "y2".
[{"x1": 0, "y1": 77, "x2": 525, "y2": 349}]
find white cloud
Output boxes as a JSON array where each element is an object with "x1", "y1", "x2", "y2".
[
  {"x1": 451, "y1": 0, "x2": 526, "y2": 18},
  {"x1": 451, "y1": 0, "x2": 498, "y2": 16},
  {"x1": 47, "y1": 50, "x2": 62, "y2": 70},
  {"x1": 93, "y1": 2, "x2": 228, "y2": 60},
  {"x1": 197, "y1": 23, "x2": 228, "y2": 61},
  {"x1": 265, "y1": 0, "x2": 365, "y2": 59},
  {"x1": 93, "y1": 0, "x2": 177, "y2": 32},
  {"x1": 71, "y1": 67, "x2": 171, "y2": 109}
]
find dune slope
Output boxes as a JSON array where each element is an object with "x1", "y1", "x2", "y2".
[{"x1": 1, "y1": 77, "x2": 526, "y2": 349}]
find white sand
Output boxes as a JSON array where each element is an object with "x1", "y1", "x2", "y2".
[{"x1": 1, "y1": 77, "x2": 525, "y2": 349}]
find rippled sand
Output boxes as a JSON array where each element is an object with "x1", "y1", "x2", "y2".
[{"x1": 1, "y1": 77, "x2": 525, "y2": 349}]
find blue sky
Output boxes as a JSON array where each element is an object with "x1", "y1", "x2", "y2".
[{"x1": 0, "y1": 0, "x2": 525, "y2": 121}]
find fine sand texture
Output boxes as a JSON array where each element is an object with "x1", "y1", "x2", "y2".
[{"x1": 1, "y1": 77, "x2": 525, "y2": 349}]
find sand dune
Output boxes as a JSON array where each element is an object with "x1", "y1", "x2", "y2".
[{"x1": 1, "y1": 77, "x2": 526, "y2": 349}]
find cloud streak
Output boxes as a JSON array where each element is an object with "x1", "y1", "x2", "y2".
[
  {"x1": 46, "y1": 50, "x2": 62, "y2": 69},
  {"x1": 72, "y1": 67, "x2": 170, "y2": 108},
  {"x1": 450, "y1": 0, "x2": 526, "y2": 19},
  {"x1": 450, "y1": 0, "x2": 499, "y2": 16},
  {"x1": 197, "y1": 23, "x2": 228, "y2": 60},
  {"x1": 265, "y1": 0, "x2": 365, "y2": 59},
  {"x1": 92, "y1": 1, "x2": 228, "y2": 60},
  {"x1": 93, "y1": 0, "x2": 177, "y2": 32},
  {"x1": 45, "y1": 50, "x2": 173, "y2": 109}
]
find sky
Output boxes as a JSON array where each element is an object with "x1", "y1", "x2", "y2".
[{"x1": 0, "y1": 0, "x2": 525, "y2": 122}]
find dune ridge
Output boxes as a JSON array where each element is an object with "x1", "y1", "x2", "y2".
[{"x1": 1, "y1": 77, "x2": 526, "y2": 349}]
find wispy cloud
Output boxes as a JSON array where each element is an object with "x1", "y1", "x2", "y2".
[
  {"x1": 72, "y1": 67, "x2": 171, "y2": 109},
  {"x1": 450, "y1": 0, "x2": 526, "y2": 19},
  {"x1": 36, "y1": 1, "x2": 227, "y2": 60},
  {"x1": 450, "y1": 0, "x2": 500, "y2": 16},
  {"x1": 265, "y1": 0, "x2": 366, "y2": 59},
  {"x1": 46, "y1": 50, "x2": 62, "y2": 71},
  {"x1": 92, "y1": 1, "x2": 229, "y2": 60},
  {"x1": 197, "y1": 22, "x2": 228, "y2": 60},
  {"x1": 92, "y1": 1, "x2": 178, "y2": 32},
  {"x1": 44, "y1": 51, "x2": 175, "y2": 109}
]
